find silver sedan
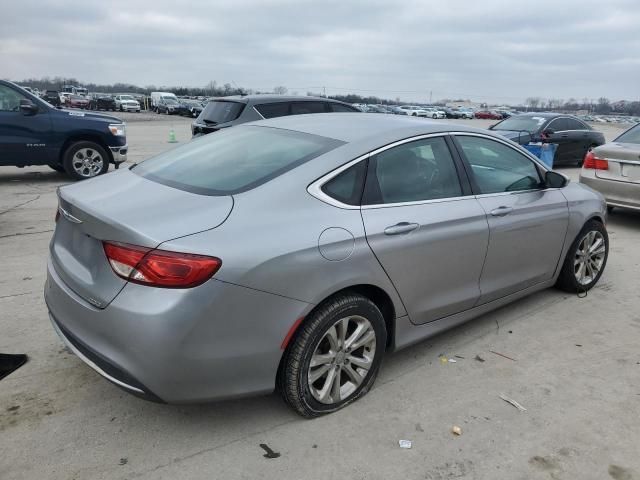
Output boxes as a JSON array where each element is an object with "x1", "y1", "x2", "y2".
[
  {"x1": 579, "y1": 122, "x2": 640, "y2": 212},
  {"x1": 45, "y1": 114, "x2": 609, "y2": 416}
]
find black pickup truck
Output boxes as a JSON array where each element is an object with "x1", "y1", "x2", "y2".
[{"x1": 0, "y1": 80, "x2": 127, "y2": 180}]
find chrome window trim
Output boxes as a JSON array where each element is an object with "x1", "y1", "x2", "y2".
[
  {"x1": 361, "y1": 195, "x2": 471, "y2": 210},
  {"x1": 252, "y1": 105, "x2": 266, "y2": 119},
  {"x1": 307, "y1": 132, "x2": 454, "y2": 209}
]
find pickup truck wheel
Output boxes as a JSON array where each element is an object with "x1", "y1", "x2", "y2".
[{"x1": 62, "y1": 141, "x2": 109, "y2": 180}]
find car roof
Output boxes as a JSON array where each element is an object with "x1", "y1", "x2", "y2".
[
  {"x1": 517, "y1": 112, "x2": 570, "y2": 119},
  {"x1": 212, "y1": 95, "x2": 350, "y2": 106},
  {"x1": 249, "y1": 112, "x2": 492, "y2": 143}
]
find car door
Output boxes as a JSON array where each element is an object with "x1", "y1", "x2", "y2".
[
  {"x1": 453, "y1": 134, "x2": 569, "y2": 304},
  {"x1": 543, "y1": 117, "x2": 575, "y2": 164},
  {"x1": 565, "y1": 118, "x2": 594, "y2": 162},
  {"x1": 360, "y1": 135, "x2": 490, "y2": 325},
  {"x1": 0, "y1": 83, "x2": 53, "y2": 166}
]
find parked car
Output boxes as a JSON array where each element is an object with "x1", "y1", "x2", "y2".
[
  {"x1": 45, "y1": 114, "x2": 608, "y2": 417},
  {"x1": 89, "y1": 94, "x2": 116, "y2": 111},
  {"x1": 0, "y1": 80, "x2": 127, "y2": 180},
  {"x1": 579, "y1": 122, "x2": 640, "y2": 212},
  {"x1": 155, "y1": 97, "x2": 188, "y2": 115},
  {"x1": 475, "y1": 110, "x2": 502, "y2": 120},
  {"x1": 398, "y1": 105, "x2": 429, "y2": 117},
  {"x1": 67, "y1": 95, "x2": 90, "y2": 110},
  {"x1": 114, "y1": 95, "x2": 141, "y2": 113},
  {"x1": 42, "y1": 90, "x2": 61, "y2": 107},
  {"x1": 59, "y1": 92, "x2": 72, "y2": 105},
  {"x1": 181, "y1": 99, "x2": 206, "y2": 117},
  {"x1": 422, "y1": 107, "x2": 446, "y2": 119},
  {"x1": 456, "y1": 108, "x2": 475, "y2": 119},
  {"x1": 388, "y1": 106, "x2": 409, "y2": 115},
  {"x1": 191, "y1": 95, "x2": 359, "y2": 137},
  {"x1": 489, "y1": 113, "x2": 606, "y2": 166}
]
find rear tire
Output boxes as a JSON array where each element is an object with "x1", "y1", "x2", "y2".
[
  {"x1": 278, "y1": 293, "x2": 386, "y2": 418},
  {"x1": 555, "y1": 219, "x2": 608, "y2": 293},
  {"x1": 62, "y1": 141, "x2": 109, "y2": 181}
]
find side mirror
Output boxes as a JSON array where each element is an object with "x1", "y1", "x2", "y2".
[
  {"x1": 545, "y1": 170, "x2": 569, "y2": 188},
  {"x1": 19, "y1": 99, "x2": 38, "y2": 116}
]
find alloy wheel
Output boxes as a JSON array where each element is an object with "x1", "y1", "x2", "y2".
[
  {"x1": 308, "y1": 315, "x2": 376, "y2": 405},
  {"x1": 574, "y1": 230, "x2": 606, "y2": 285},
  {"x1": 72, "y1": 148, "x2": 104, "y2": 178}
]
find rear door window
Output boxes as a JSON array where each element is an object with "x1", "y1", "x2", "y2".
[
  {"x1": 330, "y1": 103, "x2": 359, "y2": 112},
  {"x1": 290, "y1": 102, "x2": 327, "y2": 115},
  {"x1": 199, "y1": 101, "x2": 245, "y2": 124},
  {"x1": 547, "y1": 118, "x2": 569, "y2": 132},
  {"x1": 254, "y1": 102, "x2": 290, "y2": 119},
  {"x1": 565, "y1": 118, "x2": 588, "y2": 130},
  {"x1": 133, "y1": 126, "x2": 344, "y2": 195}
]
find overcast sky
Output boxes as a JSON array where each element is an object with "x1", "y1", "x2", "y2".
[{"x1": 1, "y1": 0, "x2": 638, "y2": 104}]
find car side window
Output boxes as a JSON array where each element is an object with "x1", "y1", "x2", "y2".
[
  {"x1": 362, "y1": 136, "x2": 463, "y2": 205},
  {"x1": 0, "y1": 85, "x2": 25, "y2": 112},
  {"x1": 565, "y1": 118, "x2": 587, "y2": 130},
  {"x1": 321, "y1": 160, "x2": 367, "y2": 206},
  {"x1": 547, "y1": 118, "x2": 569, "y2": 132},
  {"x1": 330, "y1": 103, "x2": 358, "y2": 112},
  {"x1": 457, "y1": 136, "x2": 543, "y2": 194},
  {"x1": 254, "y1": 102, "x2": 291, "y2": 119},
  {"x1": 290, "y1": 102, "x2": 326, "y2": 115}
]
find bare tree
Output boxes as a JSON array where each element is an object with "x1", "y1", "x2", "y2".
[
  {"x1": 526, "y1": 97, "x2": 541, "y2": 109},
  {"x1": 273, "y1": 86, "x2": 288, "y2": 95}
]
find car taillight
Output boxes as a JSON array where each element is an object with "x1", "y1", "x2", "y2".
[
  {"x1": 103, "y1": 241, "x2": 221, "y2": 288},
  {"x1": 583, "y1": 151, "x2": 609, "y2": 170}
]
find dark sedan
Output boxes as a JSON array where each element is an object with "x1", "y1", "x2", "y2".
[
  {"x1": 42, "y1": 90, "x2": 61, "y2": 107},
  {"x1": 180, "y1": 99, "x2": 206, "y2": 117},
  {"x1": 489, "y1": 113, "x2": 605, "y2": 166},
  {"x1": 156, "y1": 98, "x2": 188, "y2": 115},
  {"x1": 89, "y1": 95, "x2": 116, "y2": 111}
]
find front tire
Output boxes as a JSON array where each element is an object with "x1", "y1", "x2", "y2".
[
  {"x1": 279, "y1": 293, "x2": 386, "y2": 417},
  {"x1": 62, "y1": 141, "x2": 109, "y2": 181},
  {"x1": 555, "y1": 220, "x2": 608, "y2": 293}
]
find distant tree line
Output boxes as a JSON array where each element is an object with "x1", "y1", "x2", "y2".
[{"x1": 8, "y1": 77, "x2": 640, "y2": 115}]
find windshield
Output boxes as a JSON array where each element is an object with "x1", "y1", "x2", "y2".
[
  {"x1": 615, "y1": 124, "x2": 640, "y2": 144},
  {"x1": 133, "y1": 126, "x2": 344, "y2": 195},
  {"x1": 492, "y1": 116, "x2": 547, "y2": 132},
  {"x1": 199, "y1": 100, "x2": 245, "y2": 124},
  {"x1": 162, "y1": 97, "x2": 177, "y2": 103},
  {"x1": 120, "y1": 95, "x2": 134, "y2": 101}
]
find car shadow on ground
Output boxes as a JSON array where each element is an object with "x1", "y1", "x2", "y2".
[{"x1": 0, "y1": 169, "x2": 68, "y2": 186}]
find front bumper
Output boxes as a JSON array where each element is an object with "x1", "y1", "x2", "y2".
[
  {"x1": 44, "y1": 257, "x2": 311, "y2": 403},
  {"x1": 109, "y1": 144, "x2": 128, "y2": 164},
  {"x1": 121, "y1": 104, "x2": 140, "y2": 111},
  {"x1": 579, "y1": 171, "x2": 640, "y2": 211}
]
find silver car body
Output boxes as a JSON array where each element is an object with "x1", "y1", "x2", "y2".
[
  {"x1": 579, "y1": 123, "x2": 640, "y2": 211},
  {"x1": 45, "y1": 114, "x2": 606, "y2": 403}
]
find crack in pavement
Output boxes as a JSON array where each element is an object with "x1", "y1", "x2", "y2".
[
  {"x1": 0, "y1": 229, "x2": 53, "y2": 240},
  {"x1": 0, "y1": 195, "x2": 41, "y2": 216}
]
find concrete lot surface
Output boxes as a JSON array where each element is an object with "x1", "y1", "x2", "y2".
[{"x1": 1, "y1": 117, "x2": 639, "y2": 480}]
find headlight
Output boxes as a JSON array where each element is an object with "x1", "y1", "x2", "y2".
[{"x1": 108, "y1": 123, "x2": 126, "y2": 137}]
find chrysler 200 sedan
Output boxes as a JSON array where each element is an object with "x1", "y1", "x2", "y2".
[{"x1": 45, "y1": 114, "x2": 609, "y2": 417}]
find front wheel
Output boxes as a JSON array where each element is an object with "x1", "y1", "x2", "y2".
[
  {"x1": 279, "y1": 293, "x2": 386, "y2": 417},
  {"x1": 62, "y1": 141, "x2": 109, "y2": 181},
  {"x1": 555, "y1": 220, "x2": 608, "y2": 293}
]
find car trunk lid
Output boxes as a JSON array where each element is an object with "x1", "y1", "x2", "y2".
[
  {"x1": 51, "y1": 168, "x2": 233, "y2": 308},
  {"x1": 594, "y1": 143, "x2": 640, "y2": 184}
]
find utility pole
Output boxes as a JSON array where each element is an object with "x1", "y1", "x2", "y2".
[
  {"x1": 429, "y1": 90, "x2": 432, "y2": 104},
  {"x1": 323, "y1": 86, "x2": 326, "y2": 98}
]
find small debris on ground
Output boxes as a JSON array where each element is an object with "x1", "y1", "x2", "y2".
[
  {"x1": 474, "y1": 355, "x2": 485, "y2": 363},
  {"x1": 259, "y1": 443, "x2": 281, "y2": 459},
  {"x1": 454, "y1": 355, "x2": 465, "y2": 359},
  {"x1": 508, "y1": 330, "x2": 513, "y2": 334},
  {"x1": 7, "y1": 405, "x2": 20, "y2": 412},
  {"x1": 448, "y1": 358, "x2": 457, "y2": 363},
  {"x1": 312, "y1": 444, "x2": 318, "y2": 449},
  {"x1": 415, "y1": 423, "x2": 424, "y2": 432},
  {"x1": 499, "y1": 393, "x2": 527, "y2": 412},
  {"x1": 399, "y1": 440, "x2": 412, "y2": 449},
  {"x1": 439, "y1": 355, "x2": 448, "y2": 364},
  {"x1": 489, "y1": 350, "x2": 517, "y2": 361},
  {"x1": 452, "y1": 425, "x2": 463, "y2": 436},
  {"x1": 575, "y1": 344, "x2": 582, "y2": 347},
  {"x1": 119, "y1": 458, "x2": 128, "y2": 466}
]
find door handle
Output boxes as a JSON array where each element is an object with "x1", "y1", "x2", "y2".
[
  {"x1": 490, "y1": 206, "x2": 513, "y2": 217},
  {"x1": 560, "y1": 134, "x2": 569, "y2": 138},
  {"x1": 384, "y1": 222, "x2": 419, "y2": 235}
]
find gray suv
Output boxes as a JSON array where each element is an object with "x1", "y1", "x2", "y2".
[{"x1": 191, "y1": 95, "x2": 359, "y2": 137}]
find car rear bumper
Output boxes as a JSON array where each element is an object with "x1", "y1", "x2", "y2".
[
  {"x1": 109, "y1": 144, "x2": 128, "y2": 164},
  {"x1": 579, "y1": 171, "x2": 640, "y2": 210},
  {"x1": 44, "y1": 257, "x2": 311, "y2": 403}
]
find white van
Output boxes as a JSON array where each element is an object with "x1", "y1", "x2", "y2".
[{"x1": 150, "y1": 92, "x2": 178, "y2": 110}]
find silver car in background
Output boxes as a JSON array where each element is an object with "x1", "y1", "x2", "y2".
[
  {"x1": 45, "y1": 114, "x2": 609, "y2": 417},
  {"x1": 579, "y1": 122, "x2": 640, "y2": 212}
]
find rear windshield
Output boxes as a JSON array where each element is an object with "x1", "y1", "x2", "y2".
[
  {"x1": 133, "y1": 126, "x2": 343, "y2": 195},
  {"x1": 199, "y1": 100, "x2": 245, "y2": 124},
  {"x1": 492, "y1": 116, "x2": 547, "y2": 133},
  {"x1": 615, "y1": 123, "x2": 640, "y2": 144}
]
